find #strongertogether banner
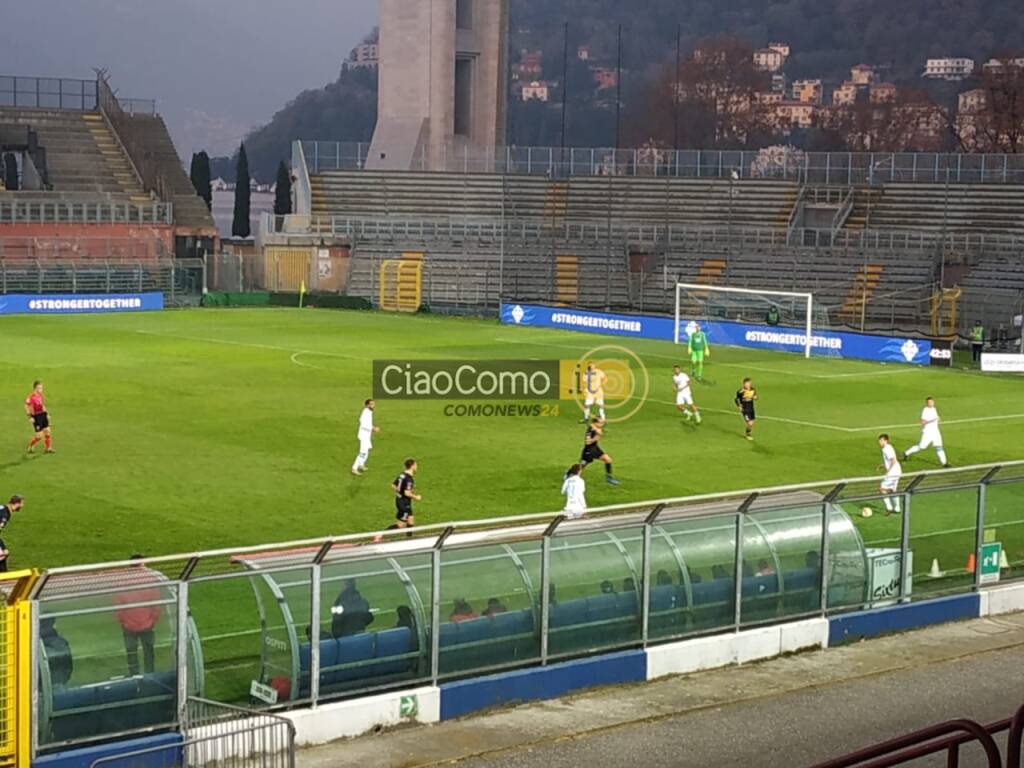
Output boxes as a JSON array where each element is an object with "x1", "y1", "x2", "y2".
[
  {"x1": 500, "y1": 303, "x2": 932, "y2": 366},
  {"x1": 0, "y1": 293, "x2": 164, "y2": 315}
]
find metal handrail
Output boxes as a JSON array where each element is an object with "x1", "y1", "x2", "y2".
[
  {"x1": 34, "y1": 460, "x2": 1024, "y2": 582},
  {"x1": 299, "y1": 140, "x2": 1024, "y2": 184},
  {"x1": 809, "y1": 706, "x2": 1024, "y2": 768},
  {"x1": 269, "y1": 213, "x2": 1024, "y2": 254}
]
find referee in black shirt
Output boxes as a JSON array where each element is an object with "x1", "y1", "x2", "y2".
[{"x1": 0, "y1": 495, "x2": 25, "y2": 572}]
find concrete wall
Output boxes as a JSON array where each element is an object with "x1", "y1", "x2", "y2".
[
  {"x1": 285, "y1": 686, "x2": 440, "y2": 746},
  {"x1": 646, "y1": 620, "x2": 829, "y2": 679},
  {"x1": 0, "y1": 223, "x2": 174, "y2": 261},
  {"x1": 370, "y1": 0, "x2": 507, "y2": 171}
]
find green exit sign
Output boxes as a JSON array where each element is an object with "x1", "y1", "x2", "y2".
[
  {"x1": 400, "y1": 695, "x2": 418, "y2": 717},
  {"x1": 980, "y1": 542, "x2": 1002, "y2": 584}
]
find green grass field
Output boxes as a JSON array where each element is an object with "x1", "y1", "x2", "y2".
[
  {"x1": 7, "y1": 306, "x2": 1024, "y2": 708},
  {"x1": 2, "y1": 306, "x2": 1023, "y2": 570}
]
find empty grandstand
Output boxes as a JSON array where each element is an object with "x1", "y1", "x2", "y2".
[
  {"x1": 0, "y1": 74, "x2": 216, "y2": 302},
  {"x1": 262, "y1": 140, "x2": 1024, "y2": 339}
]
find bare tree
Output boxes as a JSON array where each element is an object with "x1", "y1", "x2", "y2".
[
  {"x1": 953, "y1": 56, "x2": 1024, "y2": 152},
  {"x1": 625, "y1": 36, "x2": 774, "y2": 149}
]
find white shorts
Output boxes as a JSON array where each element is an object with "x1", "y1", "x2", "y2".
[
  {"x1": 358, "y1": 435, "x2": 373, "y2": 453},
  {"x1": 881, "y1": 474, "x2": 901, "y2": 492},
  {"x1": 584, "y1": 395, "x2": 604, "y2": 407},
  {"x1": 563, "y1": 504, "x2": 586, "y2": 520},
  {"x1": 676, "y1": 391, "x2": 693, "y2": 406},
  {"x1": 918, "y1": 430, "x2": 943, "y2": 450}
]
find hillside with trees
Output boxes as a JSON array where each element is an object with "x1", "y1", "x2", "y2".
[{"x1": 215, "y1": 0, "x2": 1024, "y2": 179}]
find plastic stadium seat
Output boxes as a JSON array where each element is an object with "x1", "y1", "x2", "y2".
[
  {"x1": 615, "y1": 591, "x2": 639, "y2": 617},
  {"x1": 742, "y1": 575, "x2": 779, "y2": 597},
  {"x1": 692, "y1": 579, "x2": 733, "y2": 605},
  {"x1": 455, "y1": 617, "x2": 490, "y2": 645},
  {"x1": 439, "y1": 621, "x2": 459, "y2": 647},
  {"x1": 375, "y1": 627, "x2": 413, "y2": 658},
  {"x1": 549, "y1": 598, "x2": 588, "y2": 628},
  {"x1": 492, "y1": 609, "x2": 533, "y2": 636},
  {"x1": 585, "y1": 594, "x2": 620, "y2": 623},
  {"x1": 784, "y1": 568, "x2": 819, "y2": 591},
  {"x1": 649, "y1": 585, "x2": 677, "y2": 612}
]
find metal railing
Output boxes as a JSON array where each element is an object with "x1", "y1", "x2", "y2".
[
  {"x1": 809, "y1": 701, "x2": 1024, "y2": 767},
  {"x1": 0, "y1": 259, "x2": 206, "y2": 304},
  {"x1": 0, "y1": 75, "x2": 153, "y2": 115},
  {"x1": 0, "y1": 199, "x2": 172, "y2": 225},
  {"x1": 265, "y1": 212, "x2": 1024, "y2": 255},
  {"x1": 302, "y1": 140, "x2": 1024, "y2": 184},
  {"x1": 86, "y1": 698, "x2": 295, "y2": 768},
  {"x1": 24, "y1": 462, "x2": 1024, "y2": 752},
  {"x1": 0, "y1": 76, "x2": 97, "y2": 111}
]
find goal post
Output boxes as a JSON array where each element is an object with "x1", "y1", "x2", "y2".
[{"x1": 674, "y1": 284, "x2": 817, "y2": 359}]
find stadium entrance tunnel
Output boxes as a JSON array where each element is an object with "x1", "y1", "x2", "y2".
[{"x1": 228, "y1": 494, "x2": 867, "y2": 706}]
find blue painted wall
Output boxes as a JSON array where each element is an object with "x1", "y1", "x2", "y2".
[
  {"x1": 828, "y1": 594, "x2": 980, "y2": 646},
  {"x1": 440, "y1": 650, "x2": 647, "y2": 720},
  {"x1": 33, "y1": 733, "x2": 182, "y2": 768}
]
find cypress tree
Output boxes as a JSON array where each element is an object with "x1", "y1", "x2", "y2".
[
  {"x1": 196, "y1": 151, "x2": 213, "y2": 211},
  {"x1": 232, "y1": 143, "x2": 251, "y2": 239},
  {"x1": 274, "y1": 160, "x2": 292, "y2": 216}
]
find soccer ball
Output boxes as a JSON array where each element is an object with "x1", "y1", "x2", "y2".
[{"x1": 860, "y1": 507, "x2": 873, "y2": 518}]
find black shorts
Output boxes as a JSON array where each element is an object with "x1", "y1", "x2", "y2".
[
  {"x1": 741, "y1": 408, "x2": 756, "y2": 423},
  {"x1": 395, "y1": 502, "x2": 413, "y2": 523},
  {"x1": 581, "y1": 444, "x2": 605, "y2": 465},
  {"x1": 32, "y1": 412, "x2": 50, "y2": 432}
]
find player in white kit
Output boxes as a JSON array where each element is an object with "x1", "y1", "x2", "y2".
[
  {"x1": 561, "y1": 464, "x2": 587, "y2": 519},
  {"x1": 877, "y1": 434, "x2": 903, "y2": 516},
  {"x1": 902, "y1": 397, "x2": 949, "y2": 467},
  {"x1": 351, "y1": 399, "x2": 380, "y2": 475},
  {"x1": 672, "y1": 365, "x2": 702, "y2": 424}
]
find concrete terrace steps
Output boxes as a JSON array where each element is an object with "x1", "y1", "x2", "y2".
[
  {"x1": 0, "y1": 107, "x2": 146, "y2": 198},
  {"x1": 309, "y1": 171, "x2": 798, "y2": 232},
  {"x1": 867, "y1": 183, "x2": 1024, "y2": 234}
]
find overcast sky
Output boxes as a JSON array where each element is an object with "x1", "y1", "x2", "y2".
[{"x1": 7, "y1": 0, "x2": 378, "y2": 155}]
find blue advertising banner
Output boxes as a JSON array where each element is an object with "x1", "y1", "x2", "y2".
[
  {"x1": 500, "y1": 303, "x2": 932, "y2": 366},
  {"x1": 0, "y1": 293, "x2": 164, "y2": 315}
]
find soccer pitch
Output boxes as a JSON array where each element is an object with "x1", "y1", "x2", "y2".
[{"x1": 2, "y1": 306, "x2": 1023, "y2": 576}]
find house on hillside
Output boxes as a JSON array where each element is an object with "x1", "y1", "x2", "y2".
[{"x1": 922, "y1": 58, "x2": 975, "y2": 80}]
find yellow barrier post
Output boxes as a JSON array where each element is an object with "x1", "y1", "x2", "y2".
[{"x1": 0, "y1": 570, "x2": 39, "y2": 768}]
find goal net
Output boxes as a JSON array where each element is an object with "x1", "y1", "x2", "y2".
[{"x1": 673, "y1": 284, "x2": 834, "y2": 359}]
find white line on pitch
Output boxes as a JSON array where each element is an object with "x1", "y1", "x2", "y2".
[
  {"x1": 135, "y1": 330, "x2": 371, "y2": 362},
  {"x1": 647, "y1": 396, "x2": 1024, "y2": 434},
  {"x1": 863, "y1": 518, "x2": 1024, "y2": 547},
  {"x1": 290, "y1": 351, "x2": 325, "y2": 370}
]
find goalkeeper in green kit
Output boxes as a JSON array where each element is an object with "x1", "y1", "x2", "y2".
[{"x1": 688, "y1": 323, "x2": 710, "y2": 381}]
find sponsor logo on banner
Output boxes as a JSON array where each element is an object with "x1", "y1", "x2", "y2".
[
  {"x1": 981, "y1": 353, "x2": 1024, "y2": 373},
  {"x1": 929, "y1": 339, "x2": 953, "y2": 367},
  {"x1": 0, "y1": 293, "x2": 164, "y2": 315},
  {"x1": 500, "y1": 303, "x2": 932, "y2": 365}
]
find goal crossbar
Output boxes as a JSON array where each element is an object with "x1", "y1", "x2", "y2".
[{"x1": 673, "y1": 283, "x2": 815, "y2": 359}]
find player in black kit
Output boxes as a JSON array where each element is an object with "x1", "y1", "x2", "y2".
[
  {"x1": 580, "y1": 418, "x2": 619, "y2": 485},
  {"x1": 735, "y1": 378, "x2": 758, "y2": 441},
  {"x1": 391, "y1": 458, "x2": 421, "y2": 528}
]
